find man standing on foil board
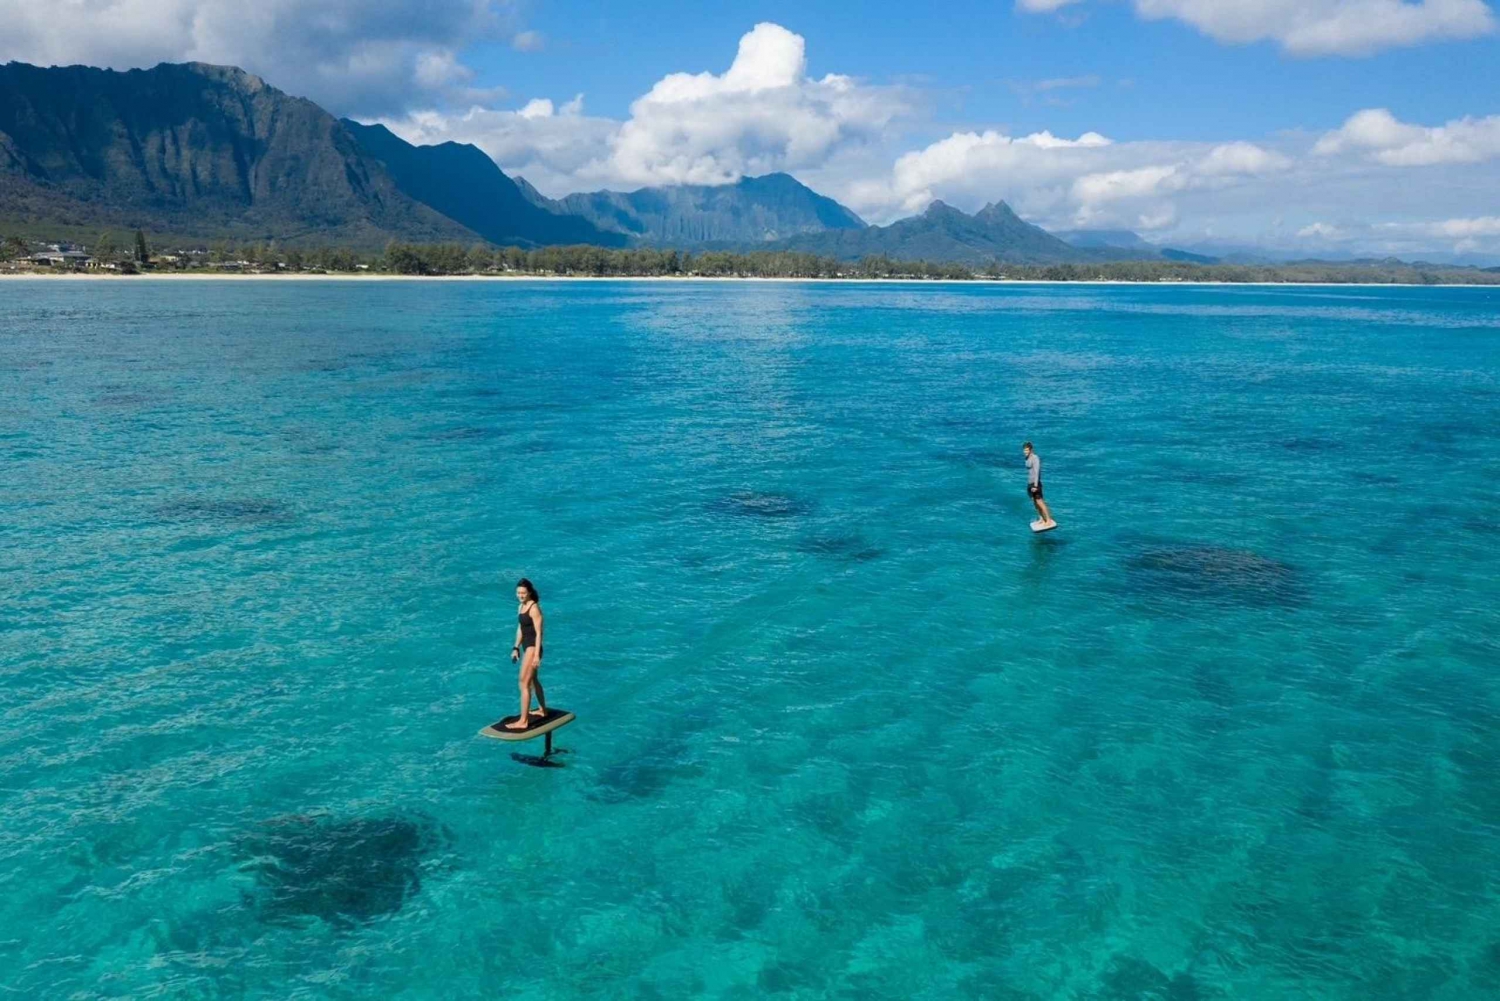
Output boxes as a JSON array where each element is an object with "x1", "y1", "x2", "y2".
[{"x1": 1024, "y1": 441, "x2": 1057, "y2": 532}]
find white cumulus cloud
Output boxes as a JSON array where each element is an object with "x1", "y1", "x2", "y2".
[
  {"x1": 1377, "y1": 215, "x2": 1500, "y2": 239},
  {"x1": 1073, "y1": 165, "x2": 1184, "y2": 206},
  {"x1": 1020, "y1": 0, "x2": 1497, "y2": 56},
  {"x1": 385, "y1": 96, "x2": 616, "y2": 196},
  {"x1": 1369, "y1": 215, "x2": 1500, "y2": 253},
  {"x1": 1297, "y1": 221, "x2": 1345, "y2": 238},
  {"x1": 858, "y1": 128, "x2": 1291, "y2": 230},
  {"x1": 384, "y1": 22, "x2": 910, "y2": 193},
  {"x1": 518, "y1": 98, "x2": 558, "y2": 120},
  {"x1": 414, "y1": 50, "x2": 473, "y2": 89},
  {"x1": 0, "y1": 0, "x2": 513, "y2": 116},
  {"x1": 871, "y1": 129, "x2": 1112, "y2": 214},
  {"x1": 605, "y1": 22, "x2": 907, "y2": 186},
  {"x1": 1314, "y1": 108, "x2": 1500, "y2": 165},
  {"x1": 1197, "y1": 141, "x2": 1294, "y2": 176},
  {"x1": 1430, "y1": 215, "x2": 1500, "y2": 237}
]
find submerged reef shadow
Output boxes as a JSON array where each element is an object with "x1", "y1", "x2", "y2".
[
  {"x1": 710, "y1": 491, "x2": 815, "y2": 520},
  {"x1": 1348, "y1": 470, "x2": 1399, "y2": 487},
  {"x1": 1096, "y1": 956, "x2": 1204, "y2": 1001},
  {"x1": 153, "y1": 498, "x2": 294, "y2": 524},
  {"x1": 299, "y1": 358, "x2": 352, "y2": 375},
  {"x1": 797, "y1": 531, "x2": 886, "y2": 563},
  {"x1": 587, "y1": 740, "x2": 706, "y2": 804},
  {"x1": 1122, "y1": 542, "x2": 1307, "y2": 608},
  {"x1": 236, "y1": 812, "x2": 451, "y2": 928},
  {"x1": 429, "y1": 425, "x2": 505, "y2": 443},
  {"x1": 94, "y1": 390, "x2": 154, "y2": 408},
  {"x1": 1279, "y1": 436, "x2": 1344, "y2": 454},
  {"x1": 1463, "y1": 513, "x2": 1500, "y2": 537},
  {"x1": 586, "y1": 704, "x2": 716, "y2": 804}
]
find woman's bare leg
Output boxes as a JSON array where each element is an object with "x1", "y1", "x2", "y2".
[
  {"x1": 505, "y1": 662, "x2": 535, "y2": 729},
  {"x1": 531, "y1": 673, "x2": 546, "y2": 715},
  {"x1": 524, "y1": 649, "x2": 546, "y2": 715}
]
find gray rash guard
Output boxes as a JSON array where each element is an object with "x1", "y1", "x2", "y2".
[{"x1": 1026, "y1": 453, "x2": 1041, "y2": 487}]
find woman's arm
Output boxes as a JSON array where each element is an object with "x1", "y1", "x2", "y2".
[
  {"x1": 512, "y1": 617, "x2": 523, "y2": 661},
  {"x1": 530, "y1": 606, "x2": 544, "y2": 659}
]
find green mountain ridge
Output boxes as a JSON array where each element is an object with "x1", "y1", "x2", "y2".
[
  {"x1": 767, "y1": 200, "x2": 1097, "y2": 265},
  {"x1": 1057, "y1": 228, "x2": 1157, "y2": 252},
  {"x1": 0, "y1": 61, "x2": 476, "y2": 246},
  {"x1": 522, "y1": 172, "x2": 866, "y2": 246},
  {"x1": 340, "y1": 120, "x2": 623, "y2": 248}
]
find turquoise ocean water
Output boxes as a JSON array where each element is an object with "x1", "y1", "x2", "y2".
[{"x1": 3, "y1": 279, "x2": 1499, "y2": 999}]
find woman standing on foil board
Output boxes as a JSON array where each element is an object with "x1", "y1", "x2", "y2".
[{"x1": 505, "y1": 578, "x2": 547, "y2": 730}]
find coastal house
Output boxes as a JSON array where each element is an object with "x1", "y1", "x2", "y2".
[{"x1": 29, "y1": 250, "x2": 94, "y2": 269}]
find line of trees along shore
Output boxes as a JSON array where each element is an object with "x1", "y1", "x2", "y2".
[
  {"x1": 6, "y1": 231, "x2": 1499, "y2": 284},
  {"x1": 362, "y1": 243, "x2": 1500, "y2": 284}
]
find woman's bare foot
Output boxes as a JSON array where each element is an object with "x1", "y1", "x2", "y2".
[
  {"x1": 529, "y1": 707, "x2": 548, "y2": 717},
  {"x1": 503, "y1": 718, "x2": 531, "y2": 731}
]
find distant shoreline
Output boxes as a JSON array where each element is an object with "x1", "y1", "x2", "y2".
[{"x1": 2, "y1": 272, "x2": 1496, "y2": 289}]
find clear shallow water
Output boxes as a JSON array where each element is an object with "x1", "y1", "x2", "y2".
[{"x1": 2, "y1": 279, "x2": 1499, "y2": 1000}]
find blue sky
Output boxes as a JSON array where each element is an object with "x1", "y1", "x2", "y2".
[
  {"x1": 3, "y1": 1, "x2": 1498, "y2": 258},
  {"x1": 487, "y1": 1, "x2": 1499, "y2": 142}
]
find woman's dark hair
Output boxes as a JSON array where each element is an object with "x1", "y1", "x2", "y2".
[
  {"x1": 1023, "y1": 441, "x2": 1033, "y2": 451},
  {"x1": 517, "y1": 578, "x2": 539, "y2": 603}
]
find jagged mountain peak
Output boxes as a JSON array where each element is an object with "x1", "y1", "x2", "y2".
[
  {"x1": 0, "y1": 60, "x2": 474, "y2": 246},
  {"x1": 769, "y1": 193, "x2": 1093, "y2": 264},
  {"x1": 975, "y1": 201, "x2": 1023, "y2": 222},
  {"x1": 175, "y1": 62, "x2": 269, "y2": 93}
]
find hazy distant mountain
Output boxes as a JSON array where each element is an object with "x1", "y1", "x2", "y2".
[
  {"x1": 1159, "y1": 247, "x2": 1219, "y2": 264},
  {"x1": 1057, "y1": 229, "x2": 1157, "y2": 252},
  {"x1": 341, "y1": 121, "x2": 622, "y2": 248},
  {"x1": 0, "y1": 61, "x2": 476, "y2": 245},
  {"x1": 1056, "y1": 228, "x2": 1219, "y2": 264},
  {"x1": 771, "y1": 200, "x2": 1092, "y2": 264},
  {"x1": 524, "y1": 172, "x2": 866, "y2": 246},
  {"x1": 1162, "y1": 243, "x2": 1500, "y2": 267},
  {"x1": 1163, "y1": 240, "x2": 1281, "y2": 264}
]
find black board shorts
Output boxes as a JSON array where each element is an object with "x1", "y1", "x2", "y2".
[{"x1": 1028, "y1": 482, "x2": 1044, "y2": 499}]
